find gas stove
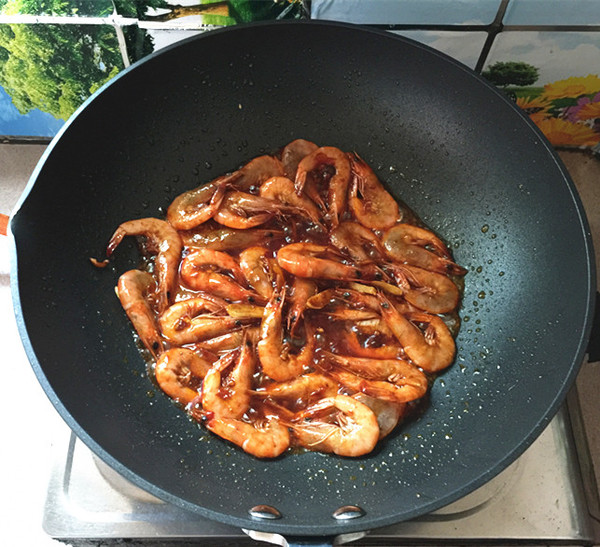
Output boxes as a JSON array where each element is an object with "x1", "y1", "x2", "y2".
[{"x1": 42, "y1": 401, "x2": 594, "y2": 546}]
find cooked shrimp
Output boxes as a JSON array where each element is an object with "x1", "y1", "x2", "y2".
[
  {"x1": 287, "y1": 277, "x2": 318, "y2": 336},
  {"x1": 184, "y1": 248, "x2": 247, "y2": 284},
  {"x1": 382, "y1": 224, "x2": 467, "y2": 276},
  {"x1": 257, "y1": 288, "x2": 314, "y2": 382},
  {"x1": 388, "y1": 263, "x2": 459, "y2": 314},
  {"x1": 307, "y1": 293, "x2": 379, "y2": 321},
  {"x1": 320, "y1": 352, "x2": 428, "y2": 404},
  {"x1": 181, "y1": 223, "x2": 284, "y2": 251},
  {"x1": 181, "y1": 290, "x2": 230, "y2": 311},
  {"x1": 348, "y1": 153, "x2": 399, "y2": 230},
  {"x1": 179, "y1": 268, "x2": 257, "y2": 303},
  {"x1": 379, "y1": 294, "x2": 456, "y2": 373},
  {"x1": 194, "y1": 332, "x2": 245, "y2": 353},
  {"x1": 166, "y1": 174, "x2": 232, "y2": 230},
  {"x1": 115, "y1": 270, "x2": 163, "y2": 359},
  {"x1": 329, "y1": 221, "x2": 386, "y2": 263},
  {"x1": 154, "y1": 347, "x2": 212, "y2": 406},
  {"x1": 259, "y1": 176, "x2": 323, "y2": 225},
  {"x1": 230, "y1": 154, "x2": 285, "y2": 191},
  {"x1": 307, "y1": 287, "x2": 389, "y2": 321},
  {"x1": 289, "y1": 395, "x2": 379, "y2": 457},
  {"x1": 322, "y1": 351, "x2": 418, "y2": 380},
  {"x1": 106, "y1": 218, "x2": 182, "y2": 312},
  {"x1": 204, "y1": 414, "x2": 290, "y2": 458},
  {"x1": 281, "y1": 138, "x2": 318, "y2": 179},
  {"x1": 201, "y1": 334, "x2": 255, "y2": 419},
  {"x1": 256, "y1": 372, "x2": 340, "y2": 406},
  {"x1": 158, "y1": 297, "x2": 248, "y2": 345},
  {"x1": 179, "y1": 248, "x2": 263, "y2": 303},
  {"x1": 214, "y1": 190, "x2": 300, "y2": 230},
  {"x1": 295, "y1": 146, "x2": 351, "y2": 226},
  {"x1": 327, "y1": 308, "x2": 381, "y2": 321},
  {"x1": 344, "y1": 320, "x2": 403, "y2": 360},
  {"x1": 238, "y1": 246, "x2": 285, "y2": 299},
  {"x1": 276, "y1": 242, "x2": 383, "y2": 282},
  {"x1": 352, "y1": 393, "x2": 406, "y2": 439},
  {"x1": 107, "y1": 144, "x2": 464, "y2": 460},
  {"x1": 194, "y1": 326, "x2": 259, "y2": 353},
  {"x1": 307, "y1": 287, "x2": 380, "y2": 314}
]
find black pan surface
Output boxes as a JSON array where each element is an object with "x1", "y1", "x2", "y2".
[{"x1": 9, "y1": 21, "x2": 595, "y2": 537}]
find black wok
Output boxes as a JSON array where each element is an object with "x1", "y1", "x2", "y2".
[{"x1": 9, "y1": 21, "x2": 595, "y2": 539}]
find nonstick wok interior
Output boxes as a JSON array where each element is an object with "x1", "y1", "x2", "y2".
[{"x1": 10, "y1": 21, "x2": 595, "y2": 536}]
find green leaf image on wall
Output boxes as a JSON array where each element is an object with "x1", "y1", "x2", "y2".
[
  {"x1": 0, "y1": 23, "x2": 126, "y2": 120},
  {"x1": 0, "y1": 1, "x2": 306, "y2": 123},
  {"x1": 481, "y1": 61, "x2": 540, "y2": 88},
  {"x1": 0, "y1": 0, "x2": 306, "y2": 23}
]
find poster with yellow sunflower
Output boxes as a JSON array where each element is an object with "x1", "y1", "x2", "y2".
[
  {"x1": 513, "y1": 75, "x2": 600, "y2": 150},
  {"x1": 482, "y1": 29, "x2": 600, "y2": 154}
]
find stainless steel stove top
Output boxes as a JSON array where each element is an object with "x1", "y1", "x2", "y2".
[{"x1": 43, "y1": 404, "x2": 594, "y2": 546}]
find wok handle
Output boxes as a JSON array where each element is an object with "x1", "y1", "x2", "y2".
[{"x1": 0, "y1": 213, "x2": 7, "y2": 236}]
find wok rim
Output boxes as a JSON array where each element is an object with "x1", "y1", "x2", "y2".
[{"x1": 9, "y1": 20, "x2": 597, "y2": 536}]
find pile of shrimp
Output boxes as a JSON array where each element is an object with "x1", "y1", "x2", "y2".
[{"x1": 95, "y1": 139, "x2": 466, "y2": 459}]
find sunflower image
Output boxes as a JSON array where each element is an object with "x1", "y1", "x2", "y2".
[
  {"x1": 515, "y1": 95, "x2": 551, "y2": 124},
  {"x1": 563, "y1": 92, "x2": 600, "y2": 122},
  {"x1": 496, "y1": 65, "x2": 600, "y2": 151},
  {"x1": 516, "y1": 95, "x2": 551, "y2": 111},
  {"x1": 542, "y1": 75, "x2": 600, "y2": 101},
  {"x1": 575, "y1": 100, "x2": 600, "y2": 121},
  {"x1": 536, "y1": 117, "x2": 600, "y2": 147}
]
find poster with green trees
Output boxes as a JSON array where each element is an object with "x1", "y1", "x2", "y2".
[{"x1": 0, "y1": 0, "x2": 306, "y2": 137}]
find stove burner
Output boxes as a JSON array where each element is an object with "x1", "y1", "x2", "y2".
[{"x1": 43, "y1": 406, "x2": 593, "y2": 545}]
